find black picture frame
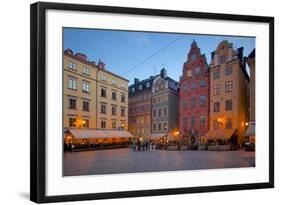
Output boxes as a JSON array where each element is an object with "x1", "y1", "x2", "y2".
[{"x1": 30, "y1": 1, "x2": 274, "y2": 203}]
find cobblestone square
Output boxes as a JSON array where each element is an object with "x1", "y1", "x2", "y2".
[{"x1": 64, "y1": 148, "x2": 255, "y2": 176}]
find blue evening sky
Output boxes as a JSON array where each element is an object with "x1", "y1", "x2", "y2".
[{"x1": 64, "y1": 28, "x2": 255, "y2": 85}]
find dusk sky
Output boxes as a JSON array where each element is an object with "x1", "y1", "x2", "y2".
[{"x1": 63, "y1": 28, "x2": 255, "y2": 85}]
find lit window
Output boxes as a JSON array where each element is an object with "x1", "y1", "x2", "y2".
[
  {"x1": 83, "y1": 119, "x2": 89, "y2": 128},
  {"x1": 225, "y1": 81, "x2": 233, "y2": 93},
  {"x1": 69, "y1": 118, "x2": 76, "y2": 127},
  {"x1": 213, "y1": 84, "x2": 220, "y2": 96},
  {"x1": 112, "y1": 121, "x2": 117, "y2": 129}
]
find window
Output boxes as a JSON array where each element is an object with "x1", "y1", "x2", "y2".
[
  {"x1": 112, "y1": 121, "x2": 117, "y2": 129},
  {"x1": 219, "y1": 55, "x2": 226, "y2": 64},
  {"x1": 191, "y1": 54, "x2": 197, "y2": 61},
  {"x1": 146, "y1": 82, "x2": 150, "y2": 88},
  {"x1": 191, "y1": 81, "x2": 196, "y2": 89},
  {"x1": 121, "y1": 94, "x2": 126, "y2": 103},
  {"x1": 153, "y1": 109, "x2": 156, "y2": 118},
  {"x1": 163, "y1": 122, "x2": 167, "y2": 131},
  {"x1": 226, "y1": 118, "x2": 232, "y2": 129},
  {"x1": 199, "y1": 79, "x2": 206, "y2": 87},
  {"x1": 132, "y1": 87, "x2": 135, "y2": 92},
  {"x1": 225, "y1": 81, "x2": 233, "y2": 93},
  {"x1": 200, "y1": 116, "x2": 205, "y2": 127},
  {"x1": 121, "y1": 108, "x2": 125, "y2": 117},
  {"x1": 100, "y1": 104, "x2": 106, "y2": 114},
  {"x1": 68, "y1": 61, "x2": 76, "y2": 70},
  {"x1": 69, "y1": 98, "x2": 76, "y2": 109},
  {"x1": 69, "y1": 118, "x2": 76, "y2": 127},
  {"x1": 225, "y1": 67, "x2": 232, "y2": 76},
  {"x1": 158, "y1": 108, "x2": 162, "y2": 117},
  {"x1": 111, "y1": 106, "x2": 116, "y2": 115},
  {"x1": 213, "y1": 102, "x2": 220, "y2": 112},
  {"x1": 195, "y1": 66, "x2": 201, "y2": 74},
  {"x1": 213, "y1": 70, "x2": 220, "y2": 79},
  {"x1": 199, "y1": 96, "x2": 206, "y2": 106},
  {"x1": 121, "y1": 82, "x2": 126, "y2": 88},
  {"x1": 82, "y1": 101, "x2": 89, "y2": 112},
  {"x1": 82, "y1": 82, "x2": 90, "y2": 93},
  {"x1": 191, "y1": 97, "x2": 195, "y2": 108},
  {"x1": 183, "y1": 117, "x2": 187, "y2": 127},
  {"x1": 101, "y1": 88, "x2": 107, "y2": 97},
  {"x1": 182, "y1": 83, "x2": 188, "y2": 91},
  {"x1": 213, "y1": 84, "x2": 220, "y2": 95},
  {"x1": 191, "y1": 115, "x2": 195, "y2": 126},
  {"x1": 139, "y1": 85, "x2": 142, "y2": 90},
  {"x1": 164, "y1": 107, "x2": 167, "y2": 116},
  {"x1": 83, "y1": 119, "x2": 89, "y2": 128},
  {"x1": 100, "y1": 74, "x2": 107, "y2": 81},
  {"x1": 158, "y1": 123, "x2": 162, "y2": 131},
  {"x1": 225, "y1": 99, "x2": 233, "y2": 111},
  {"x1": 83, "y1": 67, "x2": 90, "y2": 75},
  {"x1": 213, "y1": 120, "x2": 220, "y2": 129},
  {"x1": 101, "y1": 121, "x2": 106, "y2": 128},
  {"x1": 68, "y1": 79, "x2": 77, "y2": 90},
  {"x1": 111, "y1": 79, "x2": 117, "y2": 85},
  {"x1": 153, "y1": 123, "x2": 156, "y2": 131},
  {"x1": 112, "y1": 92, "x2": 116, "y2": 100}
]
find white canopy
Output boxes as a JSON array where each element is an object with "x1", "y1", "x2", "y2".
[{"x1": 67, "y1": 129, "x2": 134, "y2": 139}]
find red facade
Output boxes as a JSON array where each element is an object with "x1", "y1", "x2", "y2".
[{"x1": 179, "y1": 41, "x2": 209, "y2": 145}]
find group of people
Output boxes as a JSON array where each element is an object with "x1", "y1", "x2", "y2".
[{"x1": 131, "y1": 138, "x2": 156, "y2": 151}]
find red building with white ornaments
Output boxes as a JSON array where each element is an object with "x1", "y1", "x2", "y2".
[{"x1": 179, "y1": 41, "x2": 209, "y2": 146}]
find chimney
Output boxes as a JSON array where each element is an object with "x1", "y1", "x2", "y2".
[
  {"x1": 74, "y1": 52, "x2": 87, "y2": 61},
  {"x1": 134, "y1": 78, "x2": 139, "y2": 84},
  {"x1": 64, "y1": 48, "x2": 73, "y2": 56},
  {"x1": 160, "y1": 68, "x2": 167, "y2": 78},
  {"x1": 237, "y1": 47, "x2": 244, "y2": 64},
  {"x1": 211, "y1": 51, "x2": 215, "y2": 61},
  {"x1": 98, "y1": 59, "x2": 106, "y2": 69}
]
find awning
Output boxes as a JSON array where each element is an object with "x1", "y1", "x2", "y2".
[
  {"x1": 149, "y1": 133, "x2": 167, "y2": 140},
  {"x1": 67, "y1": 129, "x2": 133, "y2": 139},
  {"x1": 104, "y1": 130, "x2": 134, "y2": 138},
  {"x1": 202, "y1": 129, "x2": 236, "y2": 140},
  {"x1": 245, "y1": 122, "x2": 255, "y2": 136}
]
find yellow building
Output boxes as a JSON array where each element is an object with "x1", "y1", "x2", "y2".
[
  {"x1": 63, "y1": 49, "x2": 132, "y2": 147},
  {"x1": 203, "y1": 41, "x2": 249, "y2": 146}
]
